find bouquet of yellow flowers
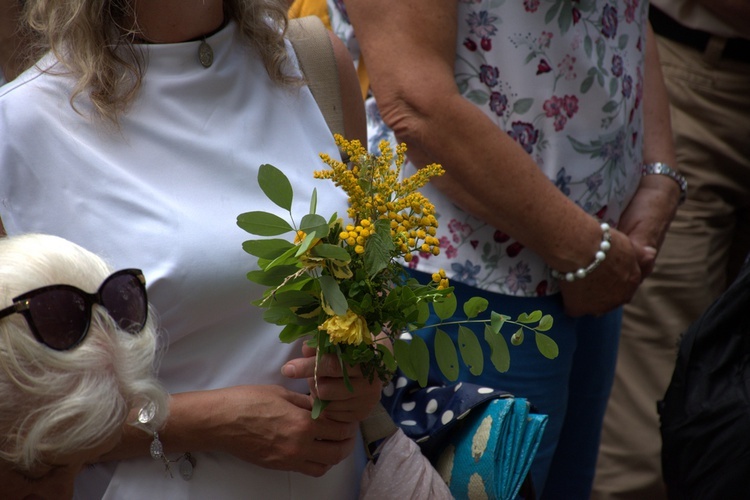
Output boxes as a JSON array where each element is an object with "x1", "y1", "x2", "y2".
[{"x1": 237, "y1": 136, "x2": 557, "y2": 416}]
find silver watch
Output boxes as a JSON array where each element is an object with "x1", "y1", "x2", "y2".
[{"x1": 641, "y1": 162, "x2": 687, "y2": 204}]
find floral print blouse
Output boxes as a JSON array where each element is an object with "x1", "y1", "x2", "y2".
[{"x1": 329, "y1": 0, "x2": 647, "y2": 297}]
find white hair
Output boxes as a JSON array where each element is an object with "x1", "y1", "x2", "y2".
[{"x1": 0, "y1": 233, "x2": 168, "y2": 469}]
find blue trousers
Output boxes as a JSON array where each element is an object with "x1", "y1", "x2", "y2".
[{"x1": 399, "y1": 269, "x2": 621, "y2": 498}]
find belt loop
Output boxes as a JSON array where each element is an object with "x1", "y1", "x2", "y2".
[{"x1": 704, "y1": 36, "x2": 727, "y2": 64}]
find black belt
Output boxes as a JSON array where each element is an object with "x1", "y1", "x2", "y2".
[{"x1": 650, "y1": 6, "x2": 750, "y2": 64}]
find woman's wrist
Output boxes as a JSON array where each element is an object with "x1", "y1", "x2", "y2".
[{"x1": 550, "y1": 222, "x2": 612, "y2": 282}]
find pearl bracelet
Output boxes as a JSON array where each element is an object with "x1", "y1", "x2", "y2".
[{"x1": 550, "y1": 223, "x2": 611, "y2": 282}]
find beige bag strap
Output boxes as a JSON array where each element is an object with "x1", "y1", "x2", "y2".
[
  {"x1": 287, "y1": 16, "x2": 345, "y2": 138},
  {"x1": 289, "y1": 17, "x2": 394, "y2": 454}
]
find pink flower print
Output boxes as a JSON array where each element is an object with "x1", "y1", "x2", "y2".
[
  {"x1": 507, "y1": 122, "x2": 539, "y2": 154},
  {"x1": 506, "y1": 261, "x2": 532, "y2": 294},
  {"x1": 543, "y1": 96, "x2": 562, "y2": 118},
  {"x1": 481, "y1": 37, "x2": 492, "y2": 51},
  {"x1": 536, "y1": 59, "x2": 552, "y2": 75},
  {"x1": 621, "y1": 74, "x2": 633, "y2": 98},
  {"x1": 479, "y1": 64, "x2": 500, "y2": 87},
  {"x1": 601, "y1": 4, "x2": 618, "y2": 39},
  {"x1": 493, "y1": 230, "x2": 510, "y2": 243},
  {"x1": 490, "y1": 91, "x2": 508, "y2": 116},
  {"x1": 408, "y1": 255, "x2": 420, "y2": 269},
  {"x1": 611, "y1": 54, "x2": 624, "y2": 77},
  {"x1": 464, "y1": 37, "x2": 478, "y2": 51},
  {"x1": 572, "y1": 8, "x2": 581, "y2": 24},
  {"x1": 440, "y1": 235, "x2": 458, "y2": 258},
  {"x1": 524, "y1": 0, "x2": 540, "y2": 13},
  {"x1": 624, "y1": 0, "x2": 638, "y2": 23},
  {"x1": 553, "y1": 114, "x2": 567, "y2": 132},
  {"x1": 467, "y1": 11, "x2": 498, "y2": 39},
  {"x1": 447, "y1": 219, "x2": 473, "y2": 243},
  {"x1": 635, "y1": 66, "x2": 644, "y2": 108},
  {"x1": 562, "y1": 95, "x2": 579, "y2": 118},
  {"x1": 537, "y1": 31, "x2": 553, "y2": 49},
  {"x1": 557, "y1": 54, "x2": 577, "y2": 81}
]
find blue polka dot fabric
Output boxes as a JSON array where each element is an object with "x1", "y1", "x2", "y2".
[{"x1": 382, "y1": 377, "x2": 548, "y2": 499}]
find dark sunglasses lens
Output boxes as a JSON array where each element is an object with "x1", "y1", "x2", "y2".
[
  {"x1": 27, "y1": 289, "x2": 88, "y2": 350},
  {"x1": 101, "y1": 273, "x2": 147, "y2": 333}
]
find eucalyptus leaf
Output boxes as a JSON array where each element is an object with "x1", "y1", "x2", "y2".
[
  {"x1": 258, "y1": 164, "x2": 293, "y2": 211},
  {"x1": 535, "y1": 332, "x2": 560, "y2": 359},
  {"x1": 463, "y1": 296, "x2": 489, "y2": 319},
  {"x1": 242, "y1": 239, "x2": 294, "y2": 259},
  {"x1": 433, "y1": 293, "x2": 457, "y2": 321},
  {"x1": 434, "y1": 328, "x2": 459, "y2": 382},
  {"x1": 319, "y1": 275, "x2": 348, "y2": 316},
  {"x1": 411, "y1": 335, "x2": 430, "y2": 387},
  {"x1": 237, "y1": 211, "x2": 293, "y2": 236},
  {"x1": 484, "y1": 324, "x2": 510, "y2": 373},
  {"x1": 458, "y1": 325, "x2": 483, "y2": 376}
]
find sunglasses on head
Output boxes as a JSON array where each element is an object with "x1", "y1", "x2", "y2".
[{"x1": 0, "y1": 269, "x2": 148, "y2": 351}]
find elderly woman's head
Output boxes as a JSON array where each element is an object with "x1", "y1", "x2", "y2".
[{"x1": 0, "y1": 234, "x2": 167, "y2": 499}]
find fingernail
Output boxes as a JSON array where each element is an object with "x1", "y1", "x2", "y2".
[
  {"x1": 644, "y1": 246, "x2": 657, "y2": 258},
  {"x1": 281, "y1": 364, "x2": 296, "y2": 378}
]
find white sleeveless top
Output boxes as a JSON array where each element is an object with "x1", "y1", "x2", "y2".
[{"x1": 0, "y1": 22, "x2": 363, "y2": 499}]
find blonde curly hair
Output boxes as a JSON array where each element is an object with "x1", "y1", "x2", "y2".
[{"x1": 22, "y1": 0, "x2": 295, "y2": 123}]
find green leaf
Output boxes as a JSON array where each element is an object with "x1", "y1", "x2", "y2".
[
  {"x1": 262, "y1": 306, "x2": 299, "y2": 325},
  {"x1": 458, "y1": 326, "x2": 483, "y2": 376},
  {"x1": 535, "y1": 332, "x2": 560, "y2": 359},
  {"x1": 580, "y1": 75, "x2": 594, "y2": 94},
  {"x1": 435, "y1": 329, "x2": 459, "y2": 382},
  {"x1": 246, "y1": 265, "x2": 299, "y2": 286},
  {"x1": 310, "y1": 243, "x2": 351, "y2": 262},
  {"x1": 319, "y1": 275, "x2": 348, "y2": 316},
  {"x1": 463, "y1": 296, "x2": 489, "y2": 319},
  {"x1": 377, "y1": 344, "x2": 397, "y2": 374},
  {"x1": 266, "y1": 290, "x2": 317, "y2": 308},
  {"x1": 364, "y1": 219, "x2": 395, "y2": 277},
  {"x1": 295, "y1": 231, "x2": 319, "y2": 256},
  {"x1": 242, "y1": 239, "x2": 294, "y2": 259},
  {"x1": 311, "y1": 397, "x2": 328, "y2": 419},
  {"x1": 536, "y1": 314, "x2": 554, "y2": 332},
  {"x1": 490, "y1": 312, "x2": 509, "y2": 334},
  {"x1": 411, "y1": 335, "x2": 430, "y2": 387},
  {"x1": 278, "y1": 323, "x2": 315, "y2": 343},
  {"x1": 258, "y1": 164, "x2": 293, "y2": 211},
  {"x1": 237, "y1": 211, "x2": 293, "y2": 236},
  {"x1": 433, "y1": 292, "x2": 457, "y2": 321},
  {"x1": 416, "y1": 300, "x2": 430, "y2": 325},
  {"x1": 517, "y1": 310, "x2": 543, "y2": 323},
  {"x1": 511, "y1": 328, "x2": 524, "y2": 346},
  {"x1": 300, "y1": 213, "x2": 329, "y2": 238},
  {"x1": 484, "y1": 324, "x2": 510, "y2": 373},
  {"x1": 310, "y1": 187, "x2": 318, "y2": 214},
  {"x1": 393, "y1": 339, "x2": 417, "y2": 381}
]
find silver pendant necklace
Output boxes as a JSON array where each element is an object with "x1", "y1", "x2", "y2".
[{"x1": 198, "y1": 38, "x2": 213, "y2": 68}]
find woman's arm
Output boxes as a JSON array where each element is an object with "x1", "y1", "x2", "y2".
[
  {"x1": 617, "y1": 21, "x2": 680, "y2": 278},
  {"x1": 101, "y1": 349, "x2": 382, "y2": 477},
  {"x1": 342, "y1": 0, "x2": 642, "y2": 316}
]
